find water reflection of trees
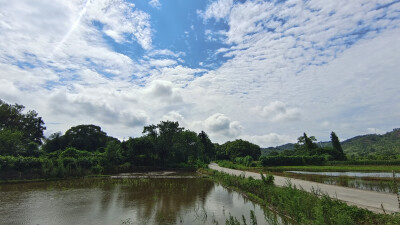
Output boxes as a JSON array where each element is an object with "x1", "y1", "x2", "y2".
[
  {"x1": 116, "y1": 178, "x2": 215, "y2": 224},
  {"x1": 0, "y1": 178, "x2": 215, "y2": 224}
]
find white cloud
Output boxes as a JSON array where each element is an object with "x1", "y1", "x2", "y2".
[
  {"x1": 162, "y1": 111, "x2": 186, "y2": 127},
  {"x1": 86, "y1": 0, "x2": 152, "y2": 49},
  {"x1": 148, "y1": 49, "x2": 185, "y2": 58},
  {"x1": 242, "y1": 133, "x2": 294, "y2": 148},
  {"x1": 204, "y1": 113, "x2": 242, "y2": 138},
  {"x1": 145, "y1": 80, "x2": 183, "y2": 103},
  {"x1": 149, "y1": 0, "x2": 161, "y2": 9},
  {"x1": 200, "y1": 0, "x2": 233, "y2": 21},
  {"x1": 49, "y1": 89, "x2": 149, "y2": 127},
  {"x1": 1, "y1": 0, "x2": 399, "y2": 146},
  {"x1": 149, "y1": 59, "x2": 177, "y2": 67},
  {"x1": 253, "y1": 101, "x2": 301, "y2": 122}
]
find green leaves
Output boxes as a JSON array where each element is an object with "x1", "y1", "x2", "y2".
[{"x1": 0, "y1": 99, "x2": 45, "y2": 156}]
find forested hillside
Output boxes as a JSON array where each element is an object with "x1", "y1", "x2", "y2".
[
  {"x1": 342, "y1": 129, "x2": 400, "y2": 160},
  {"x1": 263, "y1": 129, "x2": 400, "y2": 160}
]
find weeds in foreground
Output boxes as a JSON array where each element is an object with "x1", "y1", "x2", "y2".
[
  {"x1": 225, "y1": 210, "x2": 258, "y2": 225},
  {"x1": 200, "y1": 168, "x2": 400, "y2": 225}
]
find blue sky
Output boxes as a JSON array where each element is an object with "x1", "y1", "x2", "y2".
[{"x1": 0, "y1": 0, "x2": 400, "y2": 147}]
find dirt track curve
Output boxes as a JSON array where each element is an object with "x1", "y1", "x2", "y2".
[{"x1": 209, "y1": 163, "x2": 399, "y2": 213}]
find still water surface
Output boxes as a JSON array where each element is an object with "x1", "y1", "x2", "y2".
[
  {"x1": 287, "y1": 171, "x2": 399, "y2": 178},
  {"x1": 0, "y1": 175, "x2": 279, "y2": 225},
  {"x1": 283, "y1": 171, "x2": 400, "y2": 193}
]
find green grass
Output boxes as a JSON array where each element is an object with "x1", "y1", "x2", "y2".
[
  {"x1": 216, "y1": 160, "x2": 400, "y2": 172},
  {"x1": 199, "y1": 168, "x2": 400, "y2": 225},
  {"x1": 262, "y1": 165, "x2": 400, "y2": 172}
]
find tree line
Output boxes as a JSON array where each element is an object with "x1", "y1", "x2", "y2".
[
  {"x1": 260, "y1": 132, "x2": 346, "y2": 166},
  {"x1": 0, "y1": 99, "x2": 351, "y2": 178},
  {"x1": 0, "y1": 99, "x2": 260, "y2": 179}
]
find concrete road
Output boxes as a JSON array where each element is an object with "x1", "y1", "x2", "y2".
[{"x1": 209, "y1": 163, "x2": 399, "y2": 213}]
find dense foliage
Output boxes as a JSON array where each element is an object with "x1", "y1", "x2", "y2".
[
  {"x1": 0, "y1": 100, "x2": 45, "y2": 156},
  {"x1": 259, "y1": 132, "x2": 346, "y2": 166},
  {"x1": 0, "y1": 100, "x2": 262, "y2": 179},
  {"x1": 264, "y1": 129, "x2": 400, "y2": 161},
  {"x1": 260, "y1": 155, "x2": 325, "y2": 166},
  {"x1": 342, "y1": 129, "x2": 400, "y2": 160},
  {"x1": 215, "y1": 139, "x2": 261, "y2": 160}
]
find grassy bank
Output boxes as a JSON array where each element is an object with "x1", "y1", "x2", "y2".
[
  {"x1": 262, "y1": 165, "x2": 400, "y2": 173},
  {"x1": 199, "y1": 168, "x2": 400, "y2": 225},
  {"x1": 217, "y1": 160, "x2": 400, "y2": 172}
]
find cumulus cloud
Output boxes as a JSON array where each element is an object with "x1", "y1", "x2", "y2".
[
  {"x1": 48, "y1": 87, "x2": 148, "y2": 127},
  {"x1": 203, "y1": 113, "x2": 242, "y2": 138},
  {"x1": 253, "y1": 101, "x2": 301, "y2": 122},
  {"x1": 1, "y1": 0, "x2": 399, "y2": 144},
  {"x1": 145, "y1": 80, "x2": 183, "y2": 103},
  {"x1": 162, "y1": 111, "x2": 186, "y2": 127},
  {"x1": 242, "y1": 133, "x2": 294, "y2": 148}
]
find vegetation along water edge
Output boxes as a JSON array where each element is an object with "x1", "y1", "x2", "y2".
[{"x1": 199, "y1": 168, "x2": 400, "y2": 225}]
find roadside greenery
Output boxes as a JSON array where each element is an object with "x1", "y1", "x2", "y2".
[
  {"x1": 259, "y1": 133, "x2": 347, "y2": 167},
  {"x1": 200, "y1": 169, "x2": 400, "y2": 225},
  {"x1": 216, "y1": 160, "x2": 400, "y2": 173}
]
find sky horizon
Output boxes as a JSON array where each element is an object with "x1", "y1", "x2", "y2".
[{"x1": 1, "y1": 0, "x2": 399, "y2": 147}]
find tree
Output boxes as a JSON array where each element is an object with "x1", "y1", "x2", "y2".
[
  {"x1": 0, "y1": 129, "x2": 24, "y2": 155},
  {"x1": 295, "y1": 133, "x2": 318, "y2": 155},
  {"x1": 105, "y1": 140, "x2": 123, "y2": 166},
  {"x1": 223, "y1": 139, "x2": 261, "y2": 160},
  {"x1": 198, "y1": 131, "x2": 215, "y2": 162},
  {"x1": 42, "y1": 132, "x2": 63, "y2": 153},
  {"x1": 63, "y1": 124, "x2": 112, "y2": 152},
  {"x1": 331, "y1": 131, "x2": 346, "y2": 160},
  {"x1": 122, "y1": 136, "x2": 154, "y2": 166},
  {"x1": 142, "y1": 121, "x2": 185, "y2": 164},
  {"x1": 0, "y1": 99, "x2": 46, "y2": 144},
  {"x1": 173, "y1": 130, "x2": 199, "y2": 163},
  {"x1": 43, "y1": 124, "x2": 115, "y2": 153},
  {"x1": 0, "y1": 100, "x2": 45, "y2": 156}
]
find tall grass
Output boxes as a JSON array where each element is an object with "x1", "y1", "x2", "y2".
[{"x1": 200, "y1": 168, "x2": 400, "y2": 225}]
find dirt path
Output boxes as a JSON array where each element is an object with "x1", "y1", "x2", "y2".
[{"x1": 209, "y1": 163, "x2": 399, "y2": 213}]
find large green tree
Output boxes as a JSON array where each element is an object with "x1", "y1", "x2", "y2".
[
  {"x1": 331, "y1": 131, "x2": 346, "y2": 160},
  {"x1": 0, "y1": 100, "x2": 45, "y2": 156},
  {"x1": 295, "y1": 133, "x2": 318, "y2": 155},
  {"x1": 0, "y1": 100, "x2": 45, "y2": 144},
  {"x1": 142, "y1": 121, "x2": 185, "y2": 164},
  {"x1": 43, "y1": 124, "x2": 116, "y2": 152},
  {"x1": 223, "y1": 139, "x2": 261, "y2": 160},
  {"x1": 198, "y1": 131, "x2": 215, "y2": 162}
]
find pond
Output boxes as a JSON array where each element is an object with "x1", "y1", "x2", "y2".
[
  {"x1": 0, "y1": 172, "x2": 281, "y2": 225},
  {"x1": 281, "y1": 171, "x2": 400, "y2": 193}
]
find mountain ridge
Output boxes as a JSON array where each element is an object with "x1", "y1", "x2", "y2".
[{"x1": 261, "y1": 128, "x2": 400, "y2": 159}]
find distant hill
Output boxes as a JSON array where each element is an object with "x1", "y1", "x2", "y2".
[
  {"x1": 261, "y1": 143, "x2": 295, "y2": 155},
  {"x1": 342, "y1": 128, "x2": 400, "y2": 159},
  {"x1": 261, "y1": 129, "x2": 400, "y2": 159}
]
